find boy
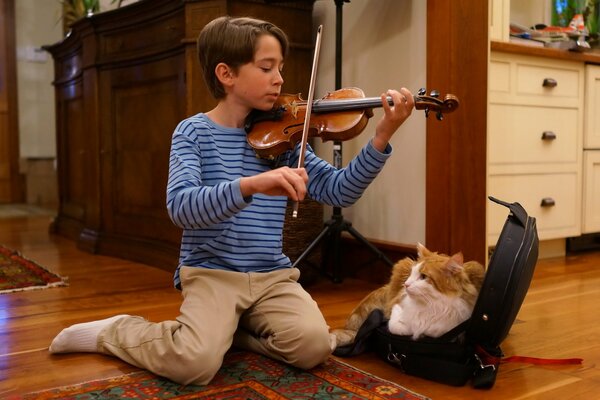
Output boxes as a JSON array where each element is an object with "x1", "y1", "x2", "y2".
[{"x1": 49, "y1": 16, "x2": 414, "y2": 385}]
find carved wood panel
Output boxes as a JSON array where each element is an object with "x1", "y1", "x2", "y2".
[{"x1": 100, "y1": 54, "x2": 185, "y2": 247}]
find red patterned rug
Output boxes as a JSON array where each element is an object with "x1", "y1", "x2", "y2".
[
  {"x1": 15, "y1": 350, "x2": 428, "y2": 399},
  {"x1": 0, "y1": 244, "x2": 67, "y2": 294}
]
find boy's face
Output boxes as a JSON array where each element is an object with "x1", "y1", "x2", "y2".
[{"x1": 230, "y1": 34, "x2": 284, "y2": 111}]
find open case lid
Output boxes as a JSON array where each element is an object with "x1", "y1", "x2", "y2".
[{"x1": 467, "y1": 196, "x2": 539, "y2": 349}]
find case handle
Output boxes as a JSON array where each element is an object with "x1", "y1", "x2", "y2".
[{"x1": 488, "y1": 196, "x2": 529, "y2": 227}]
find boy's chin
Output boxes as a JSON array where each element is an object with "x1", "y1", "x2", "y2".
[{"x1": 256, "y1": 105, "x2": 273, "y2": 111}]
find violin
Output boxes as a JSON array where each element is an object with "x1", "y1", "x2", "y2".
[{"x1": 245, "y1": 87, "x2": 459, "y2": 159}]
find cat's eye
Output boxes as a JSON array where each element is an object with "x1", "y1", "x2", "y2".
[{"x1": 419, "y1": 273, "x2": 427, "y2": 280}]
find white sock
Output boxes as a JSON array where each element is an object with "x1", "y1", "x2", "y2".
[{"x1": 49, "y1": 314, "x2": 129, "y2": 354}]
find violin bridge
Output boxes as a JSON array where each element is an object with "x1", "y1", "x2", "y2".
[{"x1": 290, "y1": 101, "x2": 298, "y2": 119}]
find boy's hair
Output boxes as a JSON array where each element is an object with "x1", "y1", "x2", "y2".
[{"x1": 197, "y1": 16, "x2": 289, "y2": 99}]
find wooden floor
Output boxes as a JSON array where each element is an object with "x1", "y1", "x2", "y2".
[{"x1": 1, "y1": 214, "x2": 599, "y2": 399}]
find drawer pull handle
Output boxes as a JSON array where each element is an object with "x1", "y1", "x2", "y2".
[
  {"x1": 542, "y1": 78, "x2": 557, "y2": 88},
  {"x1": 541, "y1": 131, "x2": 557, "y2": 140},
  {"x1": 540, "y1": 197, "x2": 556, "y2": 207}
]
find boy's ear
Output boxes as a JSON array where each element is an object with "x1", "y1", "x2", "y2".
[{"x1": 214, "y1": 63, "x2": 235, "y2": 87}]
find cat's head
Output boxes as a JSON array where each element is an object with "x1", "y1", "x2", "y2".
[{"x1": 403, "y1": 243, "x2": 478, "y2": 302}]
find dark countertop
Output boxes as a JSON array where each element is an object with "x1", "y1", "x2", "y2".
[{"x1": 491, "y1": 41, "x2": 600, "y2": 64}]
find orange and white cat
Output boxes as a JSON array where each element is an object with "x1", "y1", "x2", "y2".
[{"x1": 332, "y1": 243, "x2": 485, "y2": 347}]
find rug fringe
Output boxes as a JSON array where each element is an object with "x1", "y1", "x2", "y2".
[{"x1": 0, "y1": 280, "x2": 68, "y2": 295}]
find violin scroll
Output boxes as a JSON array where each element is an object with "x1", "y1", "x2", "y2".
[{"x1": 414, "y1": 87, "x2": 460, "y2": 121}]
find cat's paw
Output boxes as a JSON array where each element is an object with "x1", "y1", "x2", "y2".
[
  {"x1": 388, "y1": 319, "x2": 411, "y2": 336},
  {"x1": 330, "y1": 328, "x2": 356, "y2": 347},
  {"x1": 328, "y1": 333, "x2": 337, "y2": 351}
]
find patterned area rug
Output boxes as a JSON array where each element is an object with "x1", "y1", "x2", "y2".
[
  {"x1": 16, "y1": 351, "x2": 428, "y2": 399},
  {"x1": 0, "y1": 244, "x2": 67, "y2": 294}
]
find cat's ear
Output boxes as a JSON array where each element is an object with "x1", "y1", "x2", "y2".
[
  {"x1": 445, "y1": 252, "x2": 465, "y2": 274},
  {"x1": 416, "y1": 242, "x2": 432, "y2": 258}
]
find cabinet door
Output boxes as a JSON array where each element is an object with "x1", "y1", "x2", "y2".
[
  {"x1": 54, "y1": 56, "x2": 100, "y2": 241},
  {"x1": 585, "y1": 65, "x2": 600, "y2": 149},
  {"x1": 582, "y1": 151, "x2": 600, "y2": 233},
  {"x1": 99, "y1": 54, "x2": 186, "y2": 255}
]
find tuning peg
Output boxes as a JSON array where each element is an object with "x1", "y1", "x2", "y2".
[
  {"x1": 417, "y1": 88, "x2": 426, "y2": 96},
  {"x1": 430, "y1": 89, "x2": 440, "y2": 98},
  {"x1": 424, "y1": 108, "x2": 430, "y2": 118},
  {"x1": 436, "y1": 111, "x2": 444, "y2": 121}
]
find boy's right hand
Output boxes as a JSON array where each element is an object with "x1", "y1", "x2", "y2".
[{"x1": 240, "y1": 167, "x2": 308, "y2": 201}]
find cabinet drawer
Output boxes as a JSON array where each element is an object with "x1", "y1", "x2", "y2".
[
  {"x1": 489, "y1": 52, "x2": 583, "y2": 108},
  {"x1": 516, "y1": 63, "x2": 580, "y2": 99},
  {"x1": 488, "y1": 104, "x2": 579, "y2": 165},
  {"x1": 488, "y1": 172, "x2": 580, "y2": 242}
]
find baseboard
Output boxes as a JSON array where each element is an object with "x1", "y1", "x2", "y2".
[
  {"x1": 21, "y1": 157, "x2": 58, "y2": 209},
  {"x1": 567, "y1": 233, "x2": 600, "y2": 253}
]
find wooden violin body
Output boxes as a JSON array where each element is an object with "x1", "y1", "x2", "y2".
[{"x1": 245, "y1": 87, "x2": 459, "y2": 159}]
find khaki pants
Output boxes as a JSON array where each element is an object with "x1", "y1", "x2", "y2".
[{"x1": 97, "y1": 266, "x2": 332, "y2": 385}]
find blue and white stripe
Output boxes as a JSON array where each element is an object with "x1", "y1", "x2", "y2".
[{"x1": 167, "y1": 113, "x2": 392, "y2": 287}]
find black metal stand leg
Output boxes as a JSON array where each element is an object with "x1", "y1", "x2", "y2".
[
  {"x1": 291, "y1": 212, "x2": 394, "y2": 283},
  {"x1": 346, "y1": 225, "x2": 394, "y2": 267},
  {"x1": 291, "y1": 224, "x2": 330, "y2": 270}
]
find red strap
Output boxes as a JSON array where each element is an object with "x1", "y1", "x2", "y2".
[
  {"x1": 475, "y1": 345, "x2": 583, "y2": 366},
  {"x1": 501, "y1": 355, "x2": 583, "y2": 365}
]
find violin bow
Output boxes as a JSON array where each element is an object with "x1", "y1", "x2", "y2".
[{"x1": 292, "y1": 24, "x2": 323, "y2": 218}]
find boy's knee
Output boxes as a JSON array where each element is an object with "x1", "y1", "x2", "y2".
[{"x1": 286, "y1": 326, "x2": 332, "y2": 370}]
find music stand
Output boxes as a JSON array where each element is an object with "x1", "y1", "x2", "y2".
[{"x1": 292, "y1": 0, "x2": 394, "y2": 283}]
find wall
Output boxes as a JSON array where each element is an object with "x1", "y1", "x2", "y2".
[
  {"x1": 15, "y1": 0, "x2": 61, "y2": 158},
  {"x1": 510, "y1": 0, "x2": 551, "y2": 27},
  {"x1": 312, "y1": 0, "x2": 427, "y2": 245}
]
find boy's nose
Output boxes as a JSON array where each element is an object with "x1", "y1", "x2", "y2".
[{"x1": 274, "y1": 70, "x2": 284, "y2": 85}]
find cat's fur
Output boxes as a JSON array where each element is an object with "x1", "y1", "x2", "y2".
[{"x1": 332, "y1": 243, "x2": 485, "y2": 347}]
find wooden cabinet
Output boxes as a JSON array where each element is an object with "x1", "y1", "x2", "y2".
[
  {"x1": 487, "y1": 0, "x2": 600, "y2": 254},
  {"x1": 44, "y1": 0, "x2": 315, "y2": 270},
  {"x1": 583, "y1": 65, "x2": 600, "y2": 233},
  {"x1": 487, "y1": 52, "x2": 584, "y2": 244}
]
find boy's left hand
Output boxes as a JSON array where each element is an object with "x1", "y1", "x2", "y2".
[{"x1": 372, "y1": 88, "x2": 414, "y2": 152}]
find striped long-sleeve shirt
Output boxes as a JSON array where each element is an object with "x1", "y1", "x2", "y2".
[{"x1": 167, "y1": 113, "x2": 392, "y2": 288}]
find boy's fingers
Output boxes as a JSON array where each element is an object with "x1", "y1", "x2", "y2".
[{"x1": 399, "y1": 88, "x2": 414, "y2": 108}]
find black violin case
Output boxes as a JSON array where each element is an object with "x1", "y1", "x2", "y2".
[{"x1": 334, "y1": 196, "x2": 539, "y2": 388}]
